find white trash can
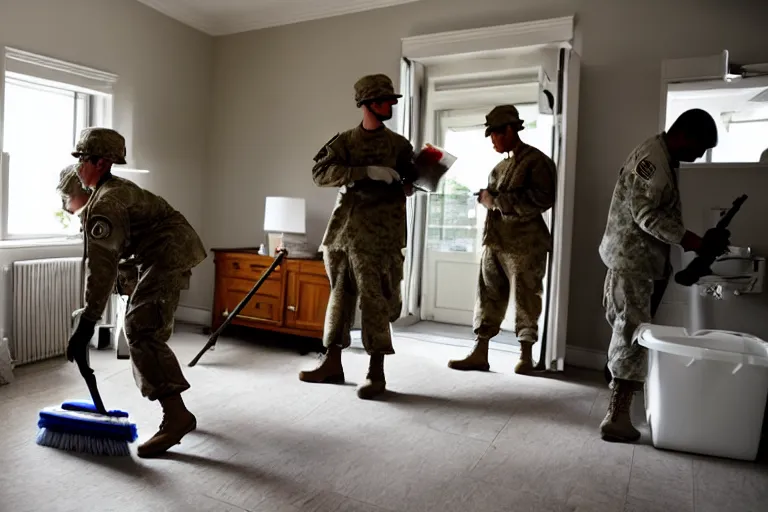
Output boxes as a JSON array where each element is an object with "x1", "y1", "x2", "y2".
[{"x1": 636, "y1": 323, "x2": 768, "y2": 461}]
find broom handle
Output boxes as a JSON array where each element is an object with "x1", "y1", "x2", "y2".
[
  {"x1": 188, "y1": 249, "x2": 287, "y2": 367},
  {"x1": 74, "y1": 354, "x2": 108, "y2": 415}
]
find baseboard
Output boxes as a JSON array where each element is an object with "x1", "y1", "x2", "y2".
[
  {"x1": 565, "y1": 345, "x2": 606, "y2": 371},
  {"x1": 175, "y1": 306, "x2": 211, "y2": 326}
]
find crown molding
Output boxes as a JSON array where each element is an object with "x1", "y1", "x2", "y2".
[
  {"x1": 402, "y1": 15, "x2": 575, "y2": 61},
  {"x1": 134, "y1": 0, "x2": 220, "y2": 35},
  {"x1": 136, "y1": 0, "x2": 422, "y2": 36},
  {"x1": 219, "y1": 0, "x2": 421, "y2": 35}
]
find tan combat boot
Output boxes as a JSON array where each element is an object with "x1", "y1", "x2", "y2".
[
  {"x1": 357, "y1": 353, "x2": 386, "y2": 400},
  {"x1": 514, "y1": 341, "x2": 535, "y2": 375},
  {"x1": 600, "y1": 379, "x2": 642, "y2": 443},
  {"x1": 298, "y1": 344, "x2": 345, "y2": 384},
  {"x1": 137, "y1": 394, "x2": 197, "y2": 458},
  {"x1": 447, "y1": 338, "x2": 490, "y2": 371}
]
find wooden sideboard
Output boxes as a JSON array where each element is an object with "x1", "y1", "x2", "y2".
[{"x1": 211, "y1": 248, "x2": 330, "y2": 340}]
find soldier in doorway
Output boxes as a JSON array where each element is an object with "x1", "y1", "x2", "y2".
[
  {"x1": 64, "y1": 128, "x2": 207, "y2": 458},
  {"x1": 298, "y1": 73, "x2": 416, "y2": 400},
  {"x1": 448, "y1": 105, "x2": 557, "y2": 374},
  {"x1": 598, "y1": 108, "x2": 730, "y2": 442}
]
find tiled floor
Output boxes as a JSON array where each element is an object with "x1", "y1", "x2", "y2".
[{"x1": 0, "y1": 323, "x2": 766, "y2": 511}]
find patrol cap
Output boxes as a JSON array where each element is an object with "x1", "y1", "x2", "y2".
[
  {"x1": 354, "y1": 74, "x2": 402, "y2": 107},
  {"x1": 56, "y1": 164, "x2": 88, "y2": 198},
  {"x1": 484, "y1": 105, "x2": 525, "y2": 137},
  {"x1": 71, "y1": 127, "x2": 127, "y2": 165}
]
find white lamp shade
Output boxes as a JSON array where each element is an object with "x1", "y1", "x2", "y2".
[{"x1": 264, "y1": 196, "x2": 306, "y2": 234}]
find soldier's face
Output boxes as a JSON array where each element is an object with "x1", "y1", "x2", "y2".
[
  {"x1": 67, "y1": 193, "x2": 89, "y2": 214},
  {"x1": 490, "y1": 126, "x2": 514, "y2": 153},
  {"x1": 76, "y1": 157, "x2": 108, "y2": 187},
  {"x1": 678, "y1": 142, "x2": 710, "y2": 162},
  {"x1": 369, "y1": 99, "x2": 397, "y2": 120}
]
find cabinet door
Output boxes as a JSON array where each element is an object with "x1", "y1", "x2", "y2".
[
  {"x1": 285, "y1": 271, "x2": 330, "y2": 332},
  {"x1": 218, "y1": 276, "x2": 283, "y2": 327}
]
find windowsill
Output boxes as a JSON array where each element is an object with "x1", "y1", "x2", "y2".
[{"x1": 0, "y1": 236, "x2": 82, "y2": 249}]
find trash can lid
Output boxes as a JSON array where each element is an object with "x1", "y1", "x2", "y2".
[{"x1": 635, "y1": 323, "x2": 768, "y2": 367}]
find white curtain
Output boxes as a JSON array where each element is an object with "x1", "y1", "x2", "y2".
[{"x1": 396, "y1": 57, "x2": 428, "y2": 320}]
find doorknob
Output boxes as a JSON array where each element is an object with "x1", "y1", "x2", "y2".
[{"x1": 287, "y1": 305, "x2": 296, "y2": 312}]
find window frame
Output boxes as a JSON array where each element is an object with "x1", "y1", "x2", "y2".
[
  {"x1": 0, "y1": 47, "x2": 117, "y2": 244},
  {"x1": 659, "y1": 51, "x2": 768, "y2": 169}
]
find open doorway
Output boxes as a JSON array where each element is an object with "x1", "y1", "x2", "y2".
[
  {"x1": 392, "y1": 17, "x2": 580, "y2": 372},
  {"x1": 399, "y1": 102, "x2": 554, "y2": 364}
]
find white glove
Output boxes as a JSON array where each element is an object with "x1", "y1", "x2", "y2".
[{"x1": 366, "y1": 166, "x2": 400, "y2": 184}]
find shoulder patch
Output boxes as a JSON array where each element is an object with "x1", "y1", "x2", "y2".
[
  {"x1": 313, "y1": 133, "x2": 341, "y2": 162},
  {"x1": 88, "y1": 215, "x2": 112, "y2": 240},
  {"x1": 634, "y1": 159, "x2": 656, "y2": 181}
]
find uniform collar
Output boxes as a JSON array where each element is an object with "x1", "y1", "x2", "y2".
[{"x1": 659, "y1": 132, "x2": 679, "y2": 169}]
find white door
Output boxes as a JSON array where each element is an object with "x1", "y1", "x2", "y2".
[{"x1": 420, "y1": 104, "x2": 553, "y2": 341}]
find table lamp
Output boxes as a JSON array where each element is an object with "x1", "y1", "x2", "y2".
[{"x1": 263, "y1": 196, "x2": 306, "y2": 255}]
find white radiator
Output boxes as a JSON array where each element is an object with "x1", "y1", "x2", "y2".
[{"x1": 9, "y1": 257, "x2": 83, "y2": 366}]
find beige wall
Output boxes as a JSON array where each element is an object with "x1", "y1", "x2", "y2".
[
  {"x1": 0, "y1": 0, "x2": 213, "y2": 312},
  {"x1": 207, "y1": 0, "x2": 768, "y2": 352}
]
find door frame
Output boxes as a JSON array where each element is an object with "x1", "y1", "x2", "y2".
[{"x1": 400, "y1": 16, "x2": 578, "y2": 371}]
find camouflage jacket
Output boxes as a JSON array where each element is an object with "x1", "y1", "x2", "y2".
[
  {"x1": 312, "y1": 124, "x2": 416, "y2": 253},
  {"x1": 80, "y1": 174, "x2": 207, "y2": 322},
  {"x1": 599, "y1": 133, "x2": 685, "y2": 279},
  {"x1": 482, "y1": 143, "x2": 557, "y2": 255}
]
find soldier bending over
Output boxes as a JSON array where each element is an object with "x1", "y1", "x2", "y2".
[
  {"x1": 64, "y1": 128, "x2": 207, "y2": 458},
  {"x1": 598, "y1": 109, "x2": 730, "y2": 442}
]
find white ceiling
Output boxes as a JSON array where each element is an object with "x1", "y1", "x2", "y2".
[{"x1": 135, "y1": 0, "x2": 422, "y2": 36}]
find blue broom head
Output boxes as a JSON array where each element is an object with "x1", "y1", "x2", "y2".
[{"x1": 36, "y1": 400, "x2": 138, "y2": 456}]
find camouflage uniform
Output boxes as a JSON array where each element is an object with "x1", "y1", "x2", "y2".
[
  {"x1": 599, "y1": 134, "x2": 685, "y2": 383},
  {"x1": 449, "y1": 106, "x2": 557, "y2": 374},
  {"x1": 598, "y1": 133, "x2": 685, "y2": 442},
  {"x1": 57, "y1": 165, "x2": 140, "y2": 299},
  {"x1": 72, "y1": 128, "x2": 207, "y2": 457},
  {"x1": 299, "y1": 74, "x2": 413, "y2": 400}
]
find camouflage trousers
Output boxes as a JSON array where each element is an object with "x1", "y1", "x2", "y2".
[
  {"x1": 474, "y1": 246, "x2": 547, "y2": 343},
  {"x1": 603, "y1": 269, "x2": 669, "y2": 383},
  {"x1": 322, "y1": 249, "x2": 404, "y2": 355},
  {"x1": 124, "y1": 264, "x2": 192, "y2": 401}
]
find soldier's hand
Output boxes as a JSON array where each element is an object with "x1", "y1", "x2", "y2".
[
  {"x1": 477, "y1": 189, "x2": 494, "y2": 209},
  {"x1": 700, "y1": 228, "x2": 731, "y2": 257},
  {"x1": 403, "y1": 183, "x2": 414, "y2": 197},
  {"x1": 66, "y1": 317, "x2": 96, "y2": 363},
  {"x1": 366, "y1": 166, "x2": 400, "y2": 184}
]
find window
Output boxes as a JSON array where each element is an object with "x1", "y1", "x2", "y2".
[
  {"x1": 664, "y1": 76, "x2": 768, "y2": 164},
  {"x1": 426, "y1": 103, "x2": 554, "y2": 253},
  {"x1": 0, "y1": 47, "x2": 116, "y2": 241},
  {"x1": 3, "y1": 74, "x2": 91, "y2": 238}
]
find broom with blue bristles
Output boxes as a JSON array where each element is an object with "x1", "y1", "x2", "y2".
[{"x1": 36, "y1": 309, "x2": 138, "y2": 456}]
